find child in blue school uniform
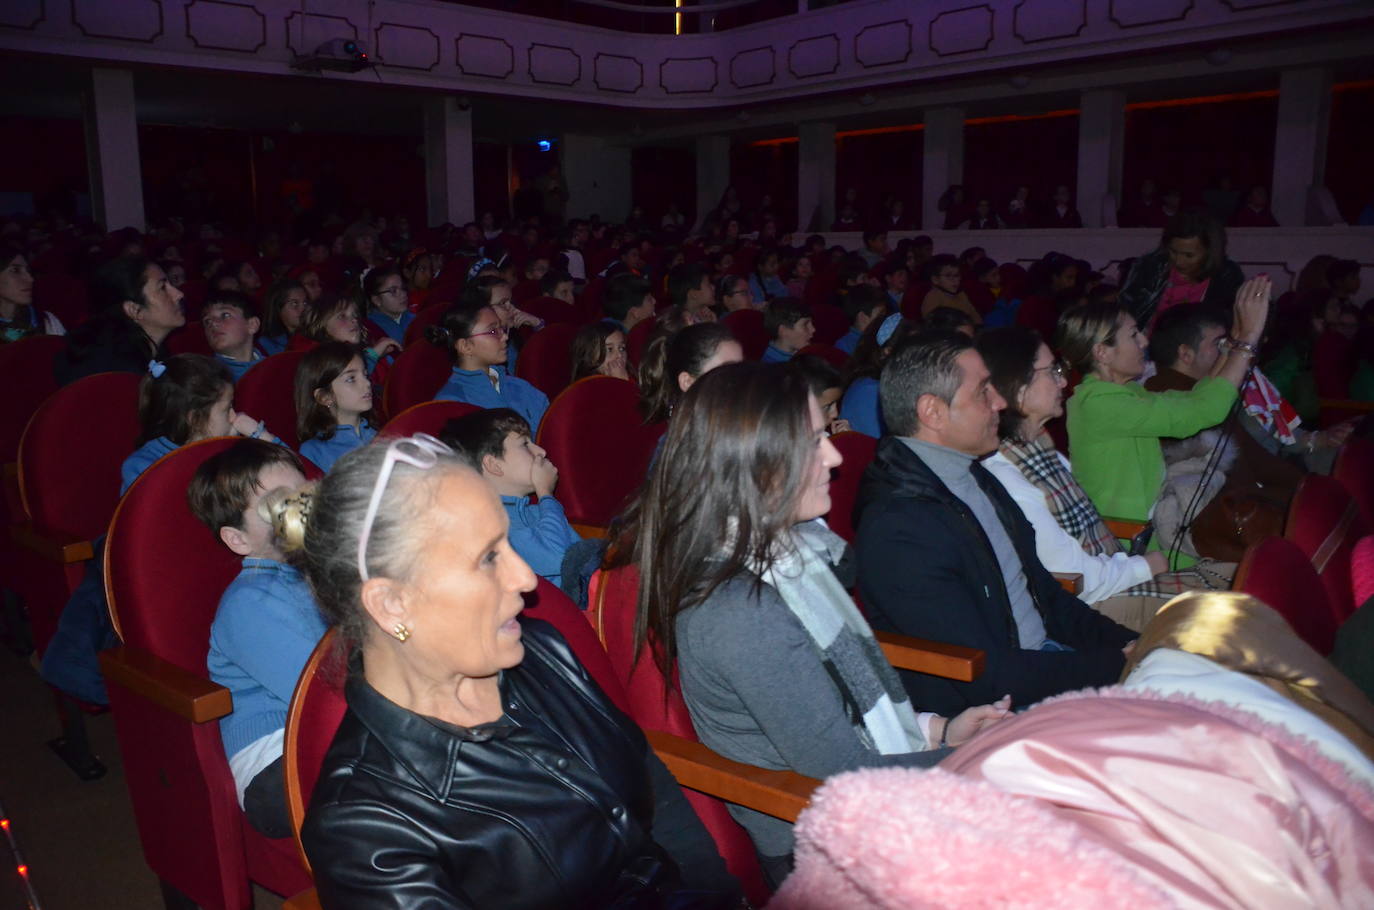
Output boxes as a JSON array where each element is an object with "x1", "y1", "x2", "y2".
[
  {"x1": 295, "y1": 341, "x2": 378, "y2": 472},
  {"x1": 362, "y1": 266, "x2": 415, "y2": 346},
  {"x1": 428, "y1": 301, "x2": 550, "y2": 432},
  {"x1": 42, "y1": 354, "x2": 279, "y2": 706},
  {"x1": 189, "y1": 439, "x2": 323, "y2": 838},
  {"x1": 439, "y1": 408, "x2": 584, "y2": 590},
  {"x1": 761, "y1": 297, "x2": 816, "y2": 363},
  {"x1": 201, "y1": 289, "x2": 265, "y2": 382}
]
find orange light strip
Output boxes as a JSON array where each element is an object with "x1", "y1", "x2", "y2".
[{"x1": 746, "y1": 80, "x2": 1374, "y2": 148}]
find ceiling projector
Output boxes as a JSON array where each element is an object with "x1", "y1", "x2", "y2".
[{"x1": 292, "y1": 38, "x2": 374, "y2": 74}]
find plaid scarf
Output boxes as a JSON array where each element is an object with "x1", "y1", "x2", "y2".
[{"x1": 998, "y1": 434, "x2": 1232, "y2": 599}]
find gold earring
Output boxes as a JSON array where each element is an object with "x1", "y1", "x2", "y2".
[{"x1": 392, "y1": 623, "x2": 410, "y2": 643}]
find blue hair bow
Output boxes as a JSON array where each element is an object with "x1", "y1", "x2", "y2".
[{"x1": 147, "y1": 359, "x2": 167, "y2": 378}]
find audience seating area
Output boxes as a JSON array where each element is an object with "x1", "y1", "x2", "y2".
[{"x1": 2, "y1": 205, "x2": 1372, "y2": 908}]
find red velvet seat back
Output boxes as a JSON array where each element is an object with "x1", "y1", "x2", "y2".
[
  {"x1": 536, "y1": 376, "x2": 666, "y2": 528},
  {"x1": 826, "y1": 431, "x2": 878, "y2": 544},
  {"x1": 796, "y1": 342, "x2": 849, "y2": 370},
  {"x1": 285, "y1": 631, "x2": 349, "y2": 872},
  {"x1": 381, "y1": 400, "x2": 480, "y2": 438},
  {"x1": 523, "y1": 577, "x2": 630, "y2": 715},
  {"x1": 0, "y1": 334, "x2": 64, "y2": 464},
  {"x1": 19, "y1": 371, "x2": 141, "y2": 540},
  {"x1": 232, "y1": 351, "x2": 304, "y2": 450},
  {"x1": 802, "y1": 271, "x2": 838, "y2": 310},
  {"x1": 515, "y1": 322, "x2": 581, "y2": 401},
  {"x1": 105, "y1": 437, "x2": 243, "y2": 670},
  {"x1": 578, "y1": 278, "x2": 607, "y2": 324},
  {"x1": 32, "y1": 272, "x2": 90, "y2": 328},
  {"x1": 722, "y1": 309, "x2": 768, "y2": 361},
  {"x1": 1334, "y1": 439, "x2": 1374, "y2": 532},
  {"x1": 1285, "y1": 474, "x2": 1368, "y2": 623},
  {"x1": 165, "y1": 323, "x2": 215, "y2": 356},
  {"x1": 592, "y1": 565, "x2": 770, "y2": 906},
  {"x1": 104, "y1": 437, "x2": 311, "y2": 907},
  {"x1": 520, "y1": 296, "x2": 586, "y2": 326},
  {"x1": 403, "y1": 303, "x2": 448, "y2": 347},
  {"x1": 809, "y1": 303, "x2": 849, "y2": 346},
  {"x1": 384, "y1": 340, "x2": 452, "y2": 417},
  {"x1": 627, "y1": 317, "x2": 657, "y2": 369},
  {"x1": 1235, "y1": 536, "x2": 1338, "y2": 654}
]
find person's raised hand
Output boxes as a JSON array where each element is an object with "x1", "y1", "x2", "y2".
[
  {"x1": 944, "y1": 694, "x2": 1012, "y2": 747},
  {"x1": 371, "y1": 337, "x2": 401, "y2": 358},
  {"x1": 1231, "y1": 275, "x2": 1271, "y2": 346},
  {"x1": 531, "y1": 454, "x2": 559, "y2": 501}
]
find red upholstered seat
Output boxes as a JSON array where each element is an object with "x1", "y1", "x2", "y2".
[
  {"x1": 809, "y1": 303, "x2": 849, "y2": 346},
  {"x1": 515, "y1": 322, "x2": 581, "y2": 400},
  {"x1": 0, "y1": 334, "x2": 65, "y2": 581},
  {"x1": 1285, "y1": 474, "x2": 1369, "y2": 623},
  {"x1": 520, "y1": 296, "x2": 586, "y2": 326},
  {"x1": 796, "y1": 342, "x2": 849, "y2": 370},
  {"x1": 13, "y1": 371, "x2": 141, "y2": 654},
  {"x1": 1334, "y1": 439, "x2": 1374, "y2": 532},
  {"x1": 403, "y1": 303, "x2": 447, "y2": 347},
  {"x1": 802, "y1": 272, "x2": 838, "y2": 311},
  {"x1": 578, "y1": 277, "x2": 607, "y2": 324},
  {"x1": 536, "y1": 376, "x2": 666, "y2": 529},
  {"x1": 627, "y1": 317, "x2": 657, "y2": 369},
  {"x1": 825, "y1": 431, "x2": 879, "y2": 544},
  {"x1": 1234, "y1": 536, "x2": 1339, "y2": 654},
  {"x1": 1353, "y1": 535, "x2": 1374, "y2": 609},
  {"x1": 383, "y1": 340, "x2": 452, "y2": 418},
  {"x1": 591, "y1": 565, "x2": 771, "y2": 906},
  {"x1": 32, "y1": 272, "x2": 90, "y2": 328},
  {"x1": 722, "y1": 309, "x2": 768, "y2": 361},
  {"x1": 101, "y1": 438, "x2": 312, "y2": 909},
  {"x1": 233, "y1": 351, "x2": 305, "y2": 450},
  {"x1": 381, "y1": 400, "x2": 480, "y2": 438}
]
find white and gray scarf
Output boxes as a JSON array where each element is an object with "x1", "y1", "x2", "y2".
[{"x1": 761, "y1": 521, "x2": 927, "y2": 754}]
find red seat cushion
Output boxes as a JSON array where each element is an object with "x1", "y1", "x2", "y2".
[
  {"x1": 536, "y1": 376, "x2": 666, "y2": 528},
  {"x1": 233, "y1": 351, "x2": 305, "y2": 450},
  {"x1": 515, "y1": 322, "x2": 581, "y2": 401},
  {"x1": 381, "y1": 400, "x2": 480, "y2": 438},
  {"x1": 1236, "y1": 537, "x2": 1338, "y2": 654},
  {"x1": 722, "y1": 309, "x2": 768, "y2": 361}
]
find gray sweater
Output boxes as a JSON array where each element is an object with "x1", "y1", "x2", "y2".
[{"x1": 676, "y1": 575, "x2": 947, "y2": 858}]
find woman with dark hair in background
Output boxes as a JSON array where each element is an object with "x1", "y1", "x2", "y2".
[
  {"x1": 1116, "y1": 211, "x2": 1245, "y2": 330},
  {"x1": 56, "y1": 256, "x2": 186, "y2": 385},
  {"x1": 0, "y1": 245, "x2": 65, "y2": 343},
  {"x1": 258, "y1": 279, "x2": 309, "y2": 356}
]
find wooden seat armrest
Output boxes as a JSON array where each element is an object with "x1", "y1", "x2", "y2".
[
  {"x1": 1102, "y1": 516, "x2": 1148, "y2": 541},
  {"x1": 98, "y1": 646, "x2": 233, "y2": 723},
  {"x1": 282, "y1": 889, "x2": 321, "y2": 910},
  {"x1": 1053, "y1": 572, "x2": 1084, "y2": 595},
  {"x1": 570, "y1": 522, "x2": 609, "y2": 539},
  {"x1": 647, "y1": 729, "x2": 819, "y2": 823},
  {"x1": 11, "y1": 521, "x2": 94, "y2": 563},
  {"x1": 874, "y1": 631, "x2": 984, "y2": 682},
  {"x1": 1318, "y1": 398, "x2": 1374, "y2": 413}
]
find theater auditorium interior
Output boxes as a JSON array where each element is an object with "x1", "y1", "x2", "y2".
[{"x1": 2, "y1": 0, "x2": 1374, "y2": 907}]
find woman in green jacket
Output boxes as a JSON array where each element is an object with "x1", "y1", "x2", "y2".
[{"x1": 1059, "y1": 276, "x2": 1270, "y2": 525}]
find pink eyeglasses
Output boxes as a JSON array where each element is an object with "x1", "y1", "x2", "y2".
[{"x1": 357, "y1": 433, "x2": 453, "y2": 581}]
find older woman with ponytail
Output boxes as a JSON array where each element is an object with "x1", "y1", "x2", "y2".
[{"x1": 282, "y1": 436, "x2": 739, "y2": 908}]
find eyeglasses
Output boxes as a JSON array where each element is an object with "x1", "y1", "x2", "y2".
[
  {"x1": 464, "y1": 325, "x2": 509, "y2": 340},
  {"x1": 1032, "y1": 360, "x2": 1068, "y2": 380},
  {"x1": 358, "y1": 434, "x2": 453, "y2": 581}
]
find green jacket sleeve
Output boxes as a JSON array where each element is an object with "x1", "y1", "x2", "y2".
[{"x1": 1079, "y1": 376, "x2": 1237, "y2": 440}]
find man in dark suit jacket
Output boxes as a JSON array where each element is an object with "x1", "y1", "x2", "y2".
[{"x1": 854, "y1": 330, "x2": 1136, "y2": 716}]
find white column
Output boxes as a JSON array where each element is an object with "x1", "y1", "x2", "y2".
[
  {"x1": 694, "y1": 134, "x2": 730, "y2": 231},
  {"x1": 82, "y1": 68, "x2": 145, "y2": 233},
  {"x1": 921, "y1": 107, "x2": 964, "y2": 231},
  {"x1": 1076, "y1": 89, "x2": 1125, "y2": 228},
  {"x1": 423, "y1": 97, "x2": 475, "y2": 227},
  {"x1": 797, "y1": 121, "x2": 835, "y2": 233},
  {"x1": 561, "y1": 134, "x2": 631, "y2": 222},
  {"x1": 1271, "y1": 67, "x2": 1331, "y2": 227}
]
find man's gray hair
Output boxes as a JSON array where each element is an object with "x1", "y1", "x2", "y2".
[{"x1": 879, "y1": 330, "x2": 974, "y2": 436}]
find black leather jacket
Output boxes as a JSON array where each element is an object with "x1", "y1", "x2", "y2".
[{"x1": 302, "y1": 619, "x2": 736, "y2": 910}]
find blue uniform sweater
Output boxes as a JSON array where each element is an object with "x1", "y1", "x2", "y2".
[
  {"x1": 216, "y1": 351, "x2": 263, "y2": 382},
  {"x1": 299, "y1": 422, "x2": 378, "y2": 472},
  {"x1": 435, "y1": 366, "x2": 549, "y2": 431},
  {"x1": 762, "y1": 344, "x2": 793, "y2": 364},
  {"x1": 207, "y1": 558, "x2": 328, "y2": 760},
  {"x1": 835, "y1": 328, "x2": 862, "y2": 355},
  {"x1": 121, "y1": 436, "x2": 179, "y2": 494},
  {"x1": 841, "y1": 377, "x2": 885, "y2": 438},
  {"x1": 368, "y1": 310, "x2": 415, "y2": 345},
  {"x1": 502, "y1": 494, "x2": 582, "y2": 587}
]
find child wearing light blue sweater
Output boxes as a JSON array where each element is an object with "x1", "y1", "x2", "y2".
[{"x1": 190, "y1": 439, "x2": 323, "y2": 839}]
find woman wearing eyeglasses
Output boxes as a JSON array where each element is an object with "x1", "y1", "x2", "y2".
[
  {"x1": 975, "y1": 327, "x2": 1201, "y2": 631},
  {"x1": 428, "y1": 301, "x2": 549, "y2": 431},
  {"x1": 283, "y1": 437, "x2": 740, "y2": 909}
]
